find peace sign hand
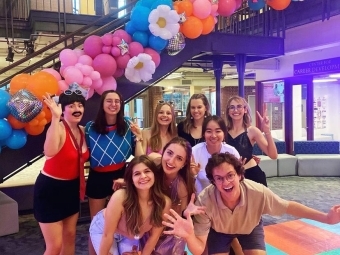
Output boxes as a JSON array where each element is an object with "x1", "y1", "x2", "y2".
[
  {"x1": 128, "y1": 119, "x2": 142, "y2": 137},
  {"x1": 256, "y1": 103, "x2": 270, "y2": 133},
  {"x1": 42, "y1": 93, "x2": 62, "y2": 119}
]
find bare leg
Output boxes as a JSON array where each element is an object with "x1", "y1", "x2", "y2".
[
  {"x1": 231, "y1": 238, "x2": 244, "y2": 255},
  {"x1": 60, "y1": 213, "x2": 79, "y2": 255},
  {"x1": 39, "y1": 221, "x2": 63, "y2": 255},
  {"x1": 88, "y1": 198, "x2": 107, "y2": 255},
  {"x1": 243, "y1": 250, "x2": 266, "y2": 255}
]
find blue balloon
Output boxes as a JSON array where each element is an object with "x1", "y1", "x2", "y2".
[
  {"x1": 150, "y1": 0, "x2": 173, "y2": 10},
  {"x1": 248, "y1": 0, "x2": 265, "y2": 11},
  {"x1": 0, "y1": 119, "x2": 12, "y2": 140},
  {"x1": 133, "y1": 31, "x2": 149, "y2": 47},
  {"x1": 5, "y1": 129, "x2": 27, "y2": 149},
  {"x1": 0, "y1": 90, "x2": 10, "y2": 119},
  {"x1": 131, "y1": 6, "x2": 151, "y2": 31},
  {"x1": 0, "y1": 139, "x2": 5, "y2": 146},
  {"x1": 140, "y1": 0, "x2": 154, "y2": 8},
  {"x1": 149, "y1": 35, "x2": 168, "y2": 51},
  {"x1": 125, "y1": 21, "x2": 137, "y2": 36}
]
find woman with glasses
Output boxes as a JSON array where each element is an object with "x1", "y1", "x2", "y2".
[
  {"x1": 177, "y1": 94, "x2": 211, "y2": 147},
  {"x1": 140, "y1": 101, "x2": 177, "y2": 164},
  {"x1": 85, "y1": 90, "x2": 143, "y2": 255},
  {"x1": 34, "y1": 91, "x2": 89, "y2": 255},
  {"x1": 163, "y1": 152, "x2": 340, "y2": 255},
  {"x1": 192, "y1": 115, "x2": 240, "y2": 194},
  {"x1": 89, "y1": 155, "x2": 172, "y2": 255},
  {"x1": 226, "y1": 96, "x2": 277, "y2": 187}
]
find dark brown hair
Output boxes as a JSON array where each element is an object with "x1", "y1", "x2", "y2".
[
  {"x1": 123, "y1": 155, "x2": 166, "y2": 235},
  {"x1": 93, "y1": 90, "x2": 127, "y2": 135},
  {"x1": 59, "y1": 92, "x2": 86, "y2": 112},
  {"x1": 202, "y1": 115, "x2": 228, "y2": 141}
]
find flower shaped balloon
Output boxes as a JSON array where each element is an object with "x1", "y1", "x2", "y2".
[
  {"x1": 125, "y1": 53, "x2": 156, "y2": 83},
  {"x1": 148, "y1": 5, "x2": 180, "y2": 40}
]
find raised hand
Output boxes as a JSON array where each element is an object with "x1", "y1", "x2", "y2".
[
  {"x1": 256, "y1": 103, "x2": 270, "y2": 133},
  {"x1": 326, "y1": 205, "x2": 340, "y2": 224},
  {"x1": 183, "y1": 193, "x2": 206, "y2": 218},
  {"x1": 42, "y1": 93, "x2": 61, "y2": 119},
  {"x1": 190, "y1": 156, "x2": 201, "y2": 176},
  {"x1": 163, "y1": 209, "x2": 194, "y2": 239},
  {"x1": 128, "y1": 119, "x2": 142, "y2": 138}
]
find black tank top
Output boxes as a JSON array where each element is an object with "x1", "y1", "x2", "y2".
[{"x1": 227, "y1": 131, "x2": 253, "y2": 164}]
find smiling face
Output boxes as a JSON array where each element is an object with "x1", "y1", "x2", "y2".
[
  {"x1": 212, "y1": 162, "x2": 241, "y2": 204},
  {"x1": 63, "y1": 102, "x2": 84, "y2": 123},
  {"x1": 228, "y1": 99, "x2": 247, "y2": 121},
  {"x1": 103, "y1": 92, "x2": 121, "y2": 116},
  {"x1": 190, "y1": 98, "x2": 207, "y2": 121},
  {"x1": 161, "y1": 143, "x2": 186, "y2": 178},
  {"x1": 204, "y1": 119, "x2": 225, "y2": 147},
  {"x1": 132, "y1": 163, "x2": 155, "y2": 190},
  {"x1": 157, "y1": 104, "x2": 173, "y2": 126}
]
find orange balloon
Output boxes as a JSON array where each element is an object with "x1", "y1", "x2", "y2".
[
  {"x1": 42, "y1": 105, "x2": 52, "y2": 123},
  {"x1": 25, "y1": 124, "x2": 45, "y2": 136},
  {"x1": 201, "y1": 15, "x2": 215, "y2": 35},
  {"x1": 28, "y1": 119, "x2": 39, "y2": 126},
  {"x1": 26, "y1": 71, "x2": 59, "y2": 101},
  {"x1": 38, "y1": 119, "x2": 48, "y2": 126},
  {"x1": 267, "y1": 0, "x2": 291, "y2": 10},
  {"x1": 9, "y1": 73, "x2": 31, "y2": 95},
  {"x1": 181, "y1": 16, "x2": 203, "y2": 39},
  {"x1": 36, "y1": 111, "x2": 46, "y2": 121},
  {"x1": 177, "y1": 0, "x2": 193, "y2": 16},
  {"x1": 7, "y1": 114, "x2": 27, "y2": 129}
]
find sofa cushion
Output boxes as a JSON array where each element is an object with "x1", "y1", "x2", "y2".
[
  {"x1": 296, "y1": 154, "x2": 340, "y2": 176},
  {"x1": 294, "y1": 141, "x2": 340, "y2": 154}
]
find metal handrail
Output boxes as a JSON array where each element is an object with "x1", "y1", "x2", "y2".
[{"x1": 0, "y1": 0, "x2": 137, "y2": 87}]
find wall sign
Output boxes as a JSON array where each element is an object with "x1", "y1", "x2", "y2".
[{"x1": 294, "y1": 57, "x2": 340, "y2": 76}]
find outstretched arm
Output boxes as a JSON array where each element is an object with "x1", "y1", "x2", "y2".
[
  {"x1": 183, "y1": 193, "x2": 206, "y2": 218},
  {"x1": 163, "y1": 209, "x2": 207, "y2": 255},
  {"x1": 287, "y1": 201, "x2": 340, "y2": 224}
]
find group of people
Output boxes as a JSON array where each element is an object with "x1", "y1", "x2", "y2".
[{"x1": 33, "y1": 89, "x2": 340, "y2": 255}]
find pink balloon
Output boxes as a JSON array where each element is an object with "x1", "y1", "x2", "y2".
[
  {"x1": 102, "y1": 33, "x2": 113, "y2": 46},
  {"x1": 235, "y1": 0, "x2": 242, "y2": 9},
  {"x1": 193, "y1": 0, "x2": 212, "y2": 19},
  {"x1": 81, "y1": 65, "x2": 94, "y2": 76},
  {"x1": 58, "y1": 80, "x2": 69, "y2": 92},
  {"x1": 78, "y1": 55, "x2": 93, "y2": 66},
  {"x1": 87, "y1": 88, "x2": 95, "y2": 99},
  {"x1": 83, "y1": 35, "x2": 103, "y2": 58},
  {"x1": 218, "y1": 0, "x2": 236, "y2": 17},
  {"x1": 113, "y1": 29, "x2": 132, "y2": 44},
  {"x1": 75, "y1": 63, "x2": 83, "y2": 69},
  {"x1": 96, "y1": 76, "x2": 117, "y2": 95},
  {"x1": 144, "y1": 48, "x2": 161, "y2": 67},
  {"x1": 91, "y1": 78, "x2": 103, "y2": 89},
  {"x1": 112, "y1": 36, "x2": 122, "y2": 47},
  {"x1": 93, "y1": 54, "x2": 117, "y2": 77},
  {"x1": 90, "y1": 71, "x2": 100, "y2": 80},
  {"x1": 111, "y1": 46, "x2": 121, "y2": 57},
  {"x1": 116, "y1": 54, "x2": 131, "y2": 69},
  {"x1": 82, "y1": 77, "x2": 93, "y2": 88},
  {"x1": 74, "y1": 49, "x2": 85, "y2": 58},
  {"x1": 64, "y1": 67, "x2": 84, "y2": 85},
  {"x1": 129, "y1": 42, "x2": 144, "y2": 57},
  {"x1": 102, "y1": 45, "x2": 112, "y2": 54},
  {"x1": 211, "y1": 4, "x2": 218, "y2": 16},
  {"x1": 42, "y1": 68, "x2": 62, "y2": 81},
  {"x1": 59, "y1": 49, "x2": 78, "y2": 66},
  {"x1": 113, "y1": 68, "x2": 124, "y2": 78}
]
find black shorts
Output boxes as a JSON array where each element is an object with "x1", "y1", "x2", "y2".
[
  {"x1": 207, "y1": 220, "x2": 265, "y2": 254},
  {"x1": 85, "y1": 167, "x2": 125, "y2": 199},
  {"x1": 245, "y1": 165, "x2": 267, "y2": 187},
  {"x1": 34, "y1": 173, "x2": 80, "y2": 223}
]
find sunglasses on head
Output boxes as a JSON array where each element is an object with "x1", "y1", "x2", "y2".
[
  {"x1": 158, "y1": 100, "x2": 174, "y2": 106},
  {"x1": 64, "y1": 89, "x2": 83, "y2": 96}
]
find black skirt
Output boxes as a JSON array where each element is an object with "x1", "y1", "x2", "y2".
[{"x1": 34, "y1": 173, "x2": 80, "y2": 223}]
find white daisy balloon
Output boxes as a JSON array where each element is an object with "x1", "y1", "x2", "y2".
[
  {"x1": 125, "y1": 53, "x2": 156, "y2": 83},
  {"x1": 148, "y1": 5, "x2": 180, "y2": 40}
]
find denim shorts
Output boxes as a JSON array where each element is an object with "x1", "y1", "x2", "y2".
[
  {"x1": 207, "y1": 219, "x2": 265, "y2": 254},
  {"x1": 89, "y1": 209, "x2": 139, "y2": 255}
]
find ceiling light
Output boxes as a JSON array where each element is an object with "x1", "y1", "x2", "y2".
[
  {"x1": 329, "y1": 73, "x2": 340, "y2": 78},
  {"x1": 165, "y1": 73, "x2": 183, "y2": 79},
  {"x1": 313, "y1": 78, "x2": 337, "y2": 83},
  {"x1": 5, "y1": 47, "x2": 14, "y2": 62}
]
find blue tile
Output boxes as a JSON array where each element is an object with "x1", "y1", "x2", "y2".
[{"x1": 300, "y1": 219, "x2": 340, "y2": 235}]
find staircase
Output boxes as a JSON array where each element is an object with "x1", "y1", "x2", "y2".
[{"x1": 0, "y1": 1, "x2": 286, "y2": 182}]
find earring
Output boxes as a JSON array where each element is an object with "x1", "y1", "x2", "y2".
[
  {"x1": 190, "y1": 116, "x2": 193, "y2": 119},
  {"x1": 204, "y1": 115, "x2": 207, "y2": 118}
]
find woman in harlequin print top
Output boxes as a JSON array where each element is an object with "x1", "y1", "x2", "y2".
[{"x1": 85, "y1": 90, "x2": 143, "y2": 255}]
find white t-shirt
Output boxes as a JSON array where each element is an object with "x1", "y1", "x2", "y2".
[{"x1": 192, "y1": 142, "x2": 240, "y2": 194}]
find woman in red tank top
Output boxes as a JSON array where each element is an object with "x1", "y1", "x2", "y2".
[{"x1": 33, "y1": 90, "x2": 89, "y2": 255}]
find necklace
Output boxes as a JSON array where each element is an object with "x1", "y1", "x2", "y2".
[{"x1": 133, "y1": 216, "x2": 149, "y2": 240}]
